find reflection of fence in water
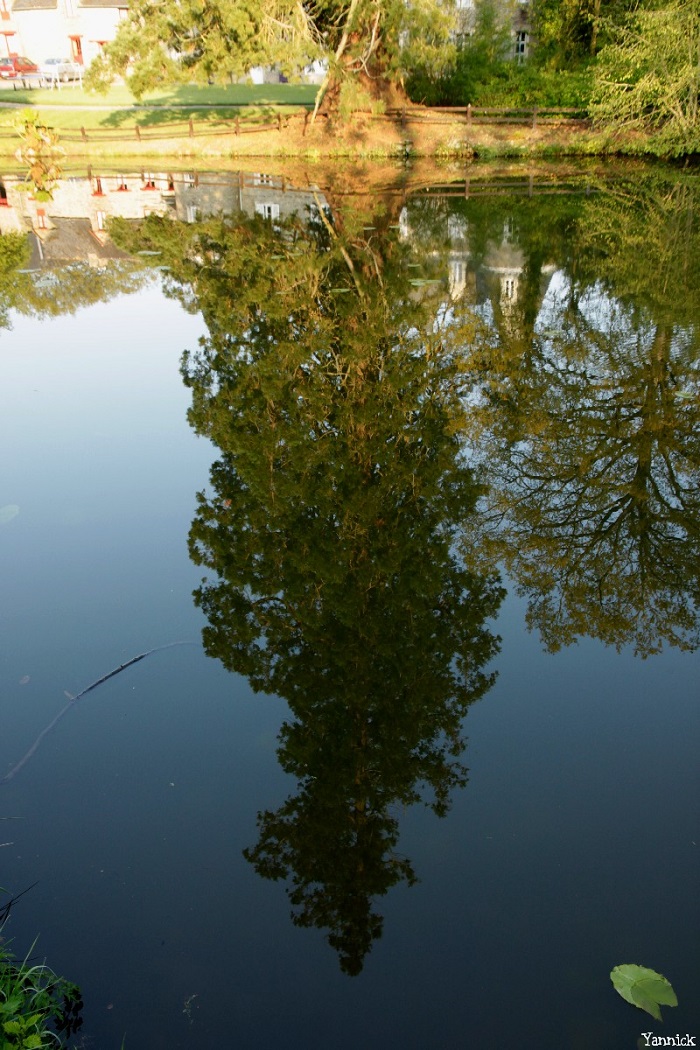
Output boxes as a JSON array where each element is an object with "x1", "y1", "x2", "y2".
[
  {"x1": 77, "y1": 170, "x2": 597, "y2": 212},
  {"x1": 411, "y1": 176, "x2": 596, "y2": 199}
]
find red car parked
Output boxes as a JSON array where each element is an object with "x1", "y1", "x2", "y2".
[{"x1": 0, "y1": 55, "x2": 39, "y2": 79}]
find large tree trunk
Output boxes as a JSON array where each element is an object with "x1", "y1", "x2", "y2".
[
  {"x1": 314, "y1": 64, "x2": 409, "y2": 118},
  {"x1": 310, "y1": 0, "x2": 408, "y2": 125}
]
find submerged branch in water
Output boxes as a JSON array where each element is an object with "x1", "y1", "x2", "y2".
[
  {"x1": 0, "y1": 881, "x2": 38, "y2": 924},
  {"x1": 0, "y1": 641, "x2": 198, "y2": 785}
]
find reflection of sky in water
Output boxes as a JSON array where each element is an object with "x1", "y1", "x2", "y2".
[
  {"x1": 0, "y1": 276, "x2": 698, "y2": 1049},
  {"x1": 0, "y1": 282, "x2": 212, "y2": 703}
]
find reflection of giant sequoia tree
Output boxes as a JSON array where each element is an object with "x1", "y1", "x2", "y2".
[
  {"x1": 117, "y1": 210, "x2": 504, "y2": 974},
  {"x1": 458, "y1": 175, "x2": 700, "y2": 656}
]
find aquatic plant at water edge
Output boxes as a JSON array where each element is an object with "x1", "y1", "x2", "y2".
[{"x1": 0, "y1": 942, "x2": 83, "y2": 1047}]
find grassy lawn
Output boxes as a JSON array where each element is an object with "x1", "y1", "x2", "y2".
[
  {"x1": 0, "y1": 82, "x2": 318, "y2": 132},
  {"x1": 1, "y1": 81, "x2": 317, "y2": 108}
]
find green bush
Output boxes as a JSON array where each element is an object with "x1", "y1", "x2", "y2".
[
  {"x1": 468, "y1": 63, "x2": 593, "y2": 108},
  {"x1": 408, "y1": 56, "x2": 593, "y2": 110}
]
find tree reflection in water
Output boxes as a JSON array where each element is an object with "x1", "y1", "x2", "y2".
[
  {"x1": 113, "y1": 206, "x2": 504, "y2": 974},
  {"x1": 108, "y1": 167, "x2": 700, "y2": 972},
  {"x1": 441, "y1": 173, "x2": 700, "y2": 656}
]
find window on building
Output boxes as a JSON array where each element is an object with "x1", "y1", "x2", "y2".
[
  {"x1": 515, "y1": 30, "x2": 528, "y2": 63},
  {"x1": 186, "y1": 204, "x2": 198, "y2": 223},
  {"x1": 447, "y1": 214, "x2": 467, "y2": 242},
  {"x1": 69, "y1": 35, "x2": 83, "y2": 63},
  {"x1": 96, "y1": 210, "x2": 106, "y2": 231},
  {"x1": 253, "y1": 173, "x2": 274, "y2": 186},
  {"x1": 452, "y1": 260, "x2": 465, "y2": 284},
  {"x1": 183, "y1": 172, "x2": 197, "y2": 190},
  {"x1": 255, "y1": 202, "x2": 280, "y2": 220}
]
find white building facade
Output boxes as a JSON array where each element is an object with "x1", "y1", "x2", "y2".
[{"x1": 2, "y1": 0, "x2": 126, "y2": 67}]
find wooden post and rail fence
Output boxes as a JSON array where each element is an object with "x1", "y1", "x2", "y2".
[{"x1": 0, "y1": 105, "x2": 590, "y2": 147}]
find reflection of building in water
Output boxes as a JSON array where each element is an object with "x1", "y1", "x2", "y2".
[
  {"x1": 479, "y1": 231, "x2": 556, "y2": 335},
  {"x1": 399, "y1": 206, "x2": 555, "y2": 324},
  {"x1": 445, "y1": 212, "x2": 475, "y2": 301},
  {"x1": 0, "y1": 171, "x2": 328, "y2": 265},
  {"x1": 0, "y1": 171, "x2": 171, "y2": 247},
  {"x1": 26, "y1": 217, "x2": 132, "y2": 269},
  {"x1": 171, "y1": 171, "x2": 324, "y2": 224},
  {"x1": 480, "y1": 236, "x2": 525, "y2": 333}
]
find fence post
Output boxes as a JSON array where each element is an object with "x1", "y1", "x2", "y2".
[
  {"x1": 189, "y1": 118, "x2": 194, "y2": 138},
  {"x1": 81, "y1": 126, "x2": 87, "y2": 142},
  {"x1": 135, "y1": 125, "x2": 141, "y2": 141},
  {"x1": 532, "y1": 106, "x2": 538, "y2": 129},
  {"x1": 466, "y1": 104, "x2": 471, "y2": 128},
  {"x1": 401, "y1": 104, "x2": 406, "y2": 130},
  {"x1": 235, "y1": 116, "x2": 240, "y2": 135},
  {"x1": 277, "y1": 112, "x2": 282, "y2": 132},
  {"x1": 303, "y1": 110, "x2": 309, "y2": 136}
]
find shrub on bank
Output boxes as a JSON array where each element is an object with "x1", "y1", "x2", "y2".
[{"x1": 408, "y1": 57, "x2": 593, "y2": 110}]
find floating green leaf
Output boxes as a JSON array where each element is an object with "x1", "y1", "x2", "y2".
[
  {"x1": 0, "y1": 504, "x2": 19, "y2": 524},
  {"x1": 610, "y1": 964, "x2": 678, "y2": 1021}
]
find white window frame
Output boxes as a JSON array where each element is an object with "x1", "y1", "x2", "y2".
[{"x1": 255, "y1": 202, "x2": 280, "y2": 220}]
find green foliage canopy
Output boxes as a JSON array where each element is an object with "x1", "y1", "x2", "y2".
[
  {"x1": 591, "y1": 0, "x2": 700, "y2": 153},
  {"x1": 86, "y1": 0, "x2": 456, "y2": 108}
]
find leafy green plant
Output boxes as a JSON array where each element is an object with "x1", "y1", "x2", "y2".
[
  {"x1": 610, "y1": 964, "x2": 678, "y2": 1021},
  {"x1": 13, "y1": 110, "x2": 66, "y2": 202},
  {"x1": 0, "y1": 924, "x2": 82, "y2": 1048}
]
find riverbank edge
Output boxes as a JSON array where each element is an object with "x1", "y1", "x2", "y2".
[{"x1": 0, "y1": 106, "x2": 688, "y2": 163}]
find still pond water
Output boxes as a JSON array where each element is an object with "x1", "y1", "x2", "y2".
[{"x1": 0, "y1": 163, "x2": 698, "y2": 1049}]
